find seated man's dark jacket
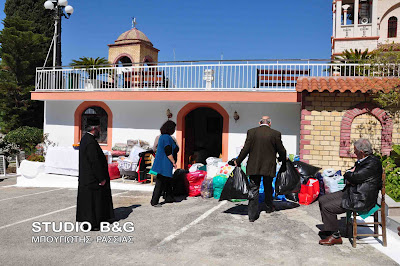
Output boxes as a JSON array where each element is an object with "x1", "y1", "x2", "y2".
[{"x1": 341, "y1": 155, "x2": 382, "y2": 212}]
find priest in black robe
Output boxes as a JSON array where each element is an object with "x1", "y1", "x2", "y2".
[{"x1": 76, "y1": 126, "x2": 114, "y2": 230}]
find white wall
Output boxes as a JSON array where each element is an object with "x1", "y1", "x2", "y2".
[
  {"x1": 334, "y1": 39, "x2": 378, "y2": 55},
  {"x1": 44, "y1": 101, "x2": 80, "y2": 147},
  {"x1": 44, "y1": 100, "x2": 300, "y2": 161},
  {"x1": 107, "y1": 101, "x2": 186, "y2": 146},
  {"x1": 378, "y1": 0, "x2": 400, "y2": 44},
  {"x1": 220, "y1": 102, "x2": 300, "y2": 159}
]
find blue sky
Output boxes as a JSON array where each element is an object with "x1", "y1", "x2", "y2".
[{"x1": 0, "y1": 0, "x2": 333, "y2": 65}]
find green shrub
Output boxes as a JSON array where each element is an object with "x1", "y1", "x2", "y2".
[
  {"x1": 381, "y1": 145, "x2": 400, "y2": 202},
  {"x1": 4, "y1": 126, "x2": 43, "y2": 156},
  {"x1": 26, "y1": 154, "x2": 45, "y2": 162}
]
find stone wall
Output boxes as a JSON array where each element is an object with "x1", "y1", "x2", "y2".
[{"x1": 300, "y1": 92, "x2": 399, "y2": 171}]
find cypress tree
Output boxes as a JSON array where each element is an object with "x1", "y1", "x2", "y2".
[{"x1": 0, "y1": 0, "x2": 53, "y2": 132}]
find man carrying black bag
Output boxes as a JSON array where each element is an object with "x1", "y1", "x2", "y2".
[{"x1": 235, "y1": 116, "x2": 286, "y2": 222}]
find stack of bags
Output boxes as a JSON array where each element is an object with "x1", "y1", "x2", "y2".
[
  {"x1": 213, "y1": 162, "x2": 235, "y2": 199},
  {"x1": 293, "y1": 161, "x2": 321, "y2": 205},
  {"x1": 111, "y1": 143, "x2": 128, "y2": 157}
]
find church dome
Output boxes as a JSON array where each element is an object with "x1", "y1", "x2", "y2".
[{"x1": 114, "y1": 28, "x2": 153, "y2": 46}]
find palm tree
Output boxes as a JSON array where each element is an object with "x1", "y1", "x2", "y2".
[
  {"x1": 70, "y1": 57, "x2": 110, "y2": 79},
  {"x1": 335, "y1": 49, "x2": 372, "y2": 63},
  {"x1": 334, "y1": 49, "x2": 373, "y2": 76}
]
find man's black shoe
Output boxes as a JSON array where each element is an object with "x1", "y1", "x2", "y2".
[
  {"x1": 151, "y1": 203, "x2": 162, "y2": 207},
  {"x1": 249, "y1": 215, "x2": 259, "y2": 222},
  {"x1": 318, "y1": 231, "x2": 334, "y2": 239}
]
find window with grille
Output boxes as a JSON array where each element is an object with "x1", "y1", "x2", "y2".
[
  {"x1": 81, "y1": 106, "x2": 108, "y2": 144},
  {"x1": 388, "y1": 16, "x2": 397, "y2": 38}
]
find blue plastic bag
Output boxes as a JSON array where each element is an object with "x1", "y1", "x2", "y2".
[{"x1": 258, "y1": 176, "x2": 286, "y2": 203}]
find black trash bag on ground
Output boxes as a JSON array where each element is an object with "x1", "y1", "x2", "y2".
[
  {"x1": 219, "y1": 167, "x2": 250, "y2": 201},
  {"x1": 285, "y1": 192, "x2": 299, "y2": 202},
  {"x1": 275, "y1": 160, "x2": 301, "y2": 195},
  {"x1": 293, "y1": 161, "x2": 321, "y2": 181},
  {"x1": 315, "y1": 172, "x2": 325, "y2": 196},
  {"x1": 172, "y1": 169, "x2": 189, "y2": 196}
]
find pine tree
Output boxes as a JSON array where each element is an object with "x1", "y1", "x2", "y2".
[
  {"x1": 4, "y1": 0, "x2": 54, "y2": 39},
  {"x1": 0, "y1": 14, "x2": 50, "y2": 132}
]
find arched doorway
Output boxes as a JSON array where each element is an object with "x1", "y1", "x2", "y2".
[
  {"x1": 176, "y1": 103, "x2": 229, "y2": 169},
  {"x1": 184, "y1": 108, "x2": 223, "y2": 168}
]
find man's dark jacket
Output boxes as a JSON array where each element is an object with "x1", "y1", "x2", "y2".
[
  {"x1": 236, "y1": 126, "x2": 286, "y2": 177},
  {"x1": 342, "y1": 155, "x2": 382, "y2": 212},
  {"x1": 76, "y1": 133, "x2": 114, "y2": 226}
]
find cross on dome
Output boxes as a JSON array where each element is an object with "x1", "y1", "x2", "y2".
[{"x1": 132, "y1": 17, "x2": 137, "y2": 29}]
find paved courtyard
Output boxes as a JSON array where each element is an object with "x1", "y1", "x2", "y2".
[{"x1": 0, "y1": 176, "x2": 399, "y2": 266}]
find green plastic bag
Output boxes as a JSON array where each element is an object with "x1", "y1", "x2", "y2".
[{"x1": 213, "y1": 175, "x2": 229, "y2": 199}]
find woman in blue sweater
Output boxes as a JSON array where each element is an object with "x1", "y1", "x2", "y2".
[{"x1": 150, "y1": 120, "x2": 179, "y2": 207}]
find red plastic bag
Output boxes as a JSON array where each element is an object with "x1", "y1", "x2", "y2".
[
  {"x1": 108, "y1": 162, "x2": 121, "y2": 180},
  {"x1": 186, "y1": 170, "x2": 206, "y2": 197},
  {"x1": 298, "y1": 178, "x2": 320, "y2": 205}
]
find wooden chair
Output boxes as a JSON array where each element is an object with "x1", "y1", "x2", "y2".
[
  {"x1": 346, "y1": 171, "x2": 387, "y2": 248},
  {"x1": 137, "y1": 151, "x2": 155, "y2": 183}
]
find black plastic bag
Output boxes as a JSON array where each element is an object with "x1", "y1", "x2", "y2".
[
  {"x1": 293, "y1": 161, "x2": 321, "y2": 179},
  {"x1": 275, "y1": 160, "x2": 301, "y2": 195},
  {"x1": 172, "y1": 169, "x2": 189, "y2": 196},
  {"x1": 315, "y1": 172, "x2": 325, "y2": 196},
  {"x1": 219, "y1": 167, "x2": 250, "y2": 201},
  {"x1": 285, "y1": 192, "x2": 299, "y2": 202}
]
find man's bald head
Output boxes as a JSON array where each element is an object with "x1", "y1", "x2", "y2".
[{"x1": 260, "y1": 116, "x2": 271, "y2": 126}]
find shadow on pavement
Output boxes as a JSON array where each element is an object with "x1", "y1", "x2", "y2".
[
  {"x1": 112, "y1": 204, "x2": 141, "y2": 222},
  {"x1": 223, "y1": 204, "x2": 248, "y2": 215},
  {"x1": 315, "y1": 217, "x2": 352, "y2": 240},
  {"x1": 267, "y1": 200, "x2": 300, "y2": 212},
  {"x1": 224, "y1": 200, "x2": 301, "y2": 216}
]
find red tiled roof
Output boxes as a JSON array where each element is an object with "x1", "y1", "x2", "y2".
[{"x1": 296, "y1": 77, "x2": 400, "y2": 93}]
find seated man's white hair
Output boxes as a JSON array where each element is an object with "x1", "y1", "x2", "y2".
[{"x1": 354, "y1": 138, "x2": 373, "y2": 155}]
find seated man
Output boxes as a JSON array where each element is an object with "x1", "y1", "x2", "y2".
[{"x1": 318, "y1": 138, "x2": 382, "y2": 245}]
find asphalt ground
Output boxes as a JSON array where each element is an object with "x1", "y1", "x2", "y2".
[{"x1": 0, "y1": 176, "x2": 398, "y2": 266}]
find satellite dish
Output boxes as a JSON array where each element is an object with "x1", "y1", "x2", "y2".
[{"x1": 360, "y1": 17, "x2": 369, "y2": 24}]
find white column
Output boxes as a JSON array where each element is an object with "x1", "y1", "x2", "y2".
[
  {"x1": 343, "y1": 9, "x2": 348, "y2": 25},
  {"x1": 332, "y1": 3, "x2": 336, "y2": 38},
  {"x1": 371, "y1": 0, "x2": 378, "y2": 36},
  {"x1": 354, "y1": 0, "x2": 359, "y2": 36},
  {"x1": 336, "y1": 0, "x2": 342, "y2": 37}
]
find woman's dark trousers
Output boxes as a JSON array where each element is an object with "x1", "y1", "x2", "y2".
[{"x1": 151, "y1": 174, "x2": 174, "y2": 205}]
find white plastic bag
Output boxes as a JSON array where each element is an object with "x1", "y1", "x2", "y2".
[
  {"x1": 189, "y1": 163, "x2": 204, "y2": 173},
  {"x1": 323, "y1": 169, "x2": 345, "y2": 193},
  {"x1": 206, "y1": 157, "x2": 222, "y2": 166},
  {"x1": 206, "y1": 165, "x2": 219, "y2": 179}
]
